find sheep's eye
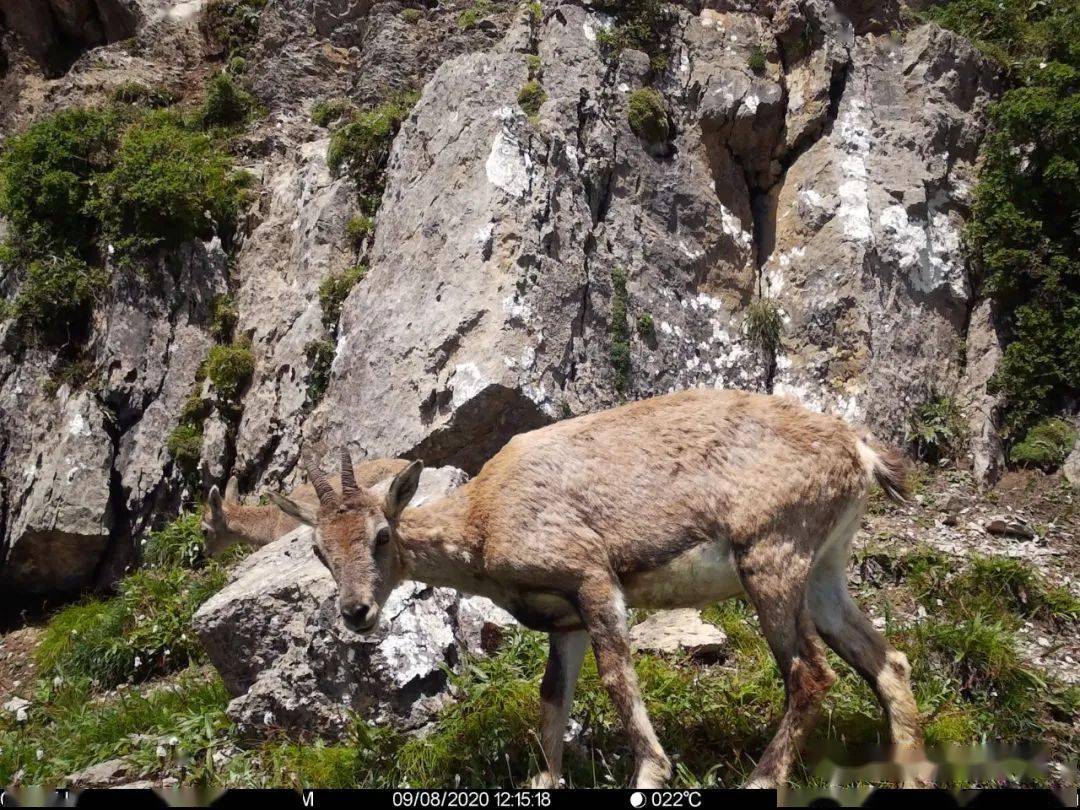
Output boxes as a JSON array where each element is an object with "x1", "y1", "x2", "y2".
[{"x1": 375, "y1": 527, "x2": 391, "y2": 546}]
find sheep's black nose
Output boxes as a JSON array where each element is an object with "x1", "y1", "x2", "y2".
[{"x1": 342, "y1": 602, "x2": 373, "y2": 627}]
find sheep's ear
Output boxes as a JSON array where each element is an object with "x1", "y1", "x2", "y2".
[
  {"x1": 208, "y1": 485, "x2": 225, "y2": 517},
  {"x1": 269, "y1": 492, "x2": 318, "y2": 526},
  {"x1": 224, "y1": 475, "x2": 239, "y2": 503},
  {"x1": 385, "y1": 460, "x2": 423, "y2": 519}
]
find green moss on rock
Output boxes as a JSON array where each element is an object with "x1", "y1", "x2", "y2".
[{"x1": 627, "y1": 88, "x2": 669, "y2": 144}]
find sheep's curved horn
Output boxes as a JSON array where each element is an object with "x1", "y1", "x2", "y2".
[
  {"x1": 303, "y1": 448, "x2": 337, "y2": 506},
  {"x1": 340, "y1": 445, "x2": 358, "y2": 496}
]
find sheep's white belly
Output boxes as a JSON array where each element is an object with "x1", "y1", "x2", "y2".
[{"x1": 623, "y1": 540, "x2": 744, "y2": 608}]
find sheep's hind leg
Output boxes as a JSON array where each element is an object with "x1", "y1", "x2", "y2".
[
  {"x1": 576, "y1": 578, "x2": 671, "y2": 788},
  {"x1": 529, "y1": 630, "x2": 589, "y2": 788}
]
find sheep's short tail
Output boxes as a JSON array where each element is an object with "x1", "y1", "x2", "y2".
[{"x1": 856, "y1": 435, "x2": 912, "y2": 504}]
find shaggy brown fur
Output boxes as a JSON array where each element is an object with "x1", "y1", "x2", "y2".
[{"x1": 276, "y1": 389, "x2": 923, "y2": 788}]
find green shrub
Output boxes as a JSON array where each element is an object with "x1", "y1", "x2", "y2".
[
  {"x1": 905, "y1": 394, "x2": 967, "y2": 462},
  {"x1": 517, "y1": 80, "x2": 546, "y2": 119},
  {"x1": 457, "y1": 0, "x2": 497, "y2": 30},
  {"x1": 206, "y1": 340, "x2": 254, "y2": 402},
  {"x1": 210, "y1": 293, "x2": 238, "y2": 342},
  {"x1": 304, "y1": 339, "x2": 335, "y2": 410},
  {"x1": 627, "y1": 88, "x2": 669, "y2": 143},
  {"x1": 924, "y1": 1, "x2": 1080, "y2": 437},
  {"x1": 0, "y1": 107, "x2": 120, "y2": 256},
  {"x1": 143, "y1": 512, "x2": 204, "y2": 569},
  {"x1": 92, "y1": 111, "x2": 253, "y2": 256},
  {"x1": 401, "y1": 8, "x2": 422, "y2": 24},
  {"x1": 200, "y1": 0, "x2": 267, "y2": 58},
  {"x1": 327, "y1": 92, "x2": 417, "y2": 191},
  {"x1": 228, "y1": 56, "x2": 247, "y2": 75},
  {"x1": 167, "y1": 422, "x2": 204, "y2": 474},
  {"x1": 311, "y1": 98, "x2": 352, "y2": 128},
  {"x1": 34, "y1": 567, "x2": 227, "y2": 688},
  {"x1": 110, "y1": 81, "x2": 176, "y2": 108},
  {"x1": 1009, "y1": 417, "x2": 1077, "y2": 469},
  {"x1": 345, "y1": 213, "x2": 374, "y2": 246},
  {"x1": 609, "y1": 265, "x2": 631, "y2": 394},
  {"x1": 744, "y1": 297, "x2": 782, "y2": 364},
  {"x1": 594, "y1": 0, "x2": 674, "y2": 72},
  {"x1": 525, "y1": 54, "x2": 542, "y2": 80},
  {"x1": 9, "y1": 254, "x2": 106, "y2": 335},
  {"x1": 637, "y1": 312, "x2": 655, "y2": 339},
  {"x1": 319, "y1": 265, "x2": 366, "y2": 329},
  {"x1": 748, "y1": 46, "x2": 767, "y2": 74},
  {"x1": 200, "y1": 71, "x2": 257, "y2": 128}
]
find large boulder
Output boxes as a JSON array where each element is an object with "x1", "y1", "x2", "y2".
[{"x1": 192, "y1": 465, "x2": 517, "y2": 738}]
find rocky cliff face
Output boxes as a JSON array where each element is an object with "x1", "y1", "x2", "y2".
[{"x1": 0, "y1": 1, "x2": 1003, "y2": 596}]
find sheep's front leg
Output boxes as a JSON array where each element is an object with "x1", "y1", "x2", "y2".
[
  {"x1": 577, "y1": 578, "x2": 671, "y2": 788},
  {"x1": 529, "y1": 630, "x2": 588, "y2": 788}
]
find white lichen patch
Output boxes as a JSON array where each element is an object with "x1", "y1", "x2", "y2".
[
  {"x1": 834, "y1": 99, "x2": 872, "y2": 243},
  {"x1": 67, "y1": 411, "x2": 91, "y2": 438},
  {"x1": 720, "y1": 204, "x2": 752, "y2": 250},
  {"x1": 449, "y1": 362, "x2": 489, "y2": 409},
  {"x1": 878, "y1": 204, "x2": 968, "y2": 300},
  {"x1": 742, "y1": 93, "x2": 760, "y2": 115},
  {"x1": 485, "y1": 109, "x2": 533, "y2": 198}
]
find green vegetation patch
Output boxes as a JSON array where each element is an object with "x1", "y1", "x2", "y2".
[
  {"x1": 205, "y1": 340, "x2": 255, "y2": 403},
  {"x1": 0, "y1": 668, "x2": 230, "y2": 785},
  {"x1": 627, "y1": 88, "x2": 669, "y2": 144},
  {"x1": 904, "y1": 394, "x2": 968, "y2": 462},
  {"x1": 303, "y1": 339, "x2": 336, "y2": 410},
  {"x1": 924, "y1": 1, "x2": 1080, "y2": 441},
  {"x1": 110, "y1": 81, "x2": 177, "y2": 108},
  {"x1": 595, "y1": 0, "x2": 675, "y2": 72},
  {"x1": 457, "y1": 0, "x2": 499, "y2": 31},
  {"x1": 200, "y1": 71, "x2": 259, "y2": 128},
  {"x1": 319, "y1": 265, "x2": 367, "y2": 330},
  {"x1": 142, "y1": 511, "x2": 206, "y2": 569},
  {"x1": 748, "y1": 46, "x2": 767, "y2": 74},
  {"x1": 517, "y1": 80, "x2": 546, "y2": 120},
  {"x1": 210, "y1": 293, "x2": 239, "y2": 343},
  {"x1": 744, "y1": 297, "x2": 782, "y2": 367},
  {"x1": 9, "y1": 254, "x2": 106, "y2": 337},
  {"x1": 312, "y1": 98, "x2": 352, "y2": 128},
  {"x1": 345, "y1": 213, "x2": 374, "y2": 246},
  {"x1": 35, "y1": 566, "x2": 227, "y2": 689},
  {"x1": 200, "y1": 0, "x2": 267, "y2": 59},
  {"x1": 327, "y1": 92, "x2": 418, "y2": 191},
  {"x1": 166, "y1": 422, "x2": 204, "y2": 476},
  {"x1": 1009, "y1": 417, "x2": 1077, "y2": 469}
]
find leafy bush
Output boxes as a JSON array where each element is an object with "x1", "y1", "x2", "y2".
[
  {"x1": 92, "y1": 111, "x2": 253, "y2": 256},
  {"x1": 345, "y1": 213, "x2": 373, "y2": 246},
  {"x1": 748, "y1": 46, "x2": 767, "y2": 74},
  {"x1": 327, "y1": 92, "x2": 417, "y2": 191},
  {"x1": 311, "y1": 98, "x2": 351, "y2": 128},
  {"x1": 905, "y1": 394, "x2": 967, "y2": 462},
  {"x1": 143, "y1": 512, "x2": 205, "y2": 569},
  {"x1": 594, "y1": 0, "x2": 674, "y2": 72},
  {"x1": 304, "y1": 339, "x2": 335, "y2": 410},
  {"x1": 637, "y1": 312, "x2": 655, "y2": 339},
  {"x1": 609, "y1": 265, "x2": 631, "y2": 394},
  {"x1": 200, "y1": 0, "x2": 267, "y2": 59},
  {"x1": 627, "y1": 88, "x2": 669, "y2": 143},
  {"x1": 401, "y1": 8, "x2": 422, "y2": 24},
  {"x1": 517, "y1": 80, "x2": 546, "y2": 120},
  {"x1": 744, "y1": 297, "x2": 782, "y2": 365},
  {"x1": 319, "y1": 265, "x2": 366, "y2": 329},
  {"x1": 205, "y1": 340, "x2": 254, "y2": 402},
  {"x1": 110, "y1": 81, "x2": 176, "y2": 108},
  {"x1": 0, "y1": 107, "x2": 120, "y2": 256},
  {"x1": 924, "y1": 1, "x2": 1080, "y2": 438},
  {"x1": 8, "y1": 254, "x2": 106, "y2": 336},
  {"x1": 1009, "y1": 417, "x2": 1077, "y2": 469},
  {"x1": 35, "y1": 565, "x2": 227, "y2": 689},
  {"x1": 167, "y1": 422, "x2": 204, "y2": 474},
  {"x1": 210, "y1": 293, "x2": 238, "y2": 342},
  {"x1": 457, "y1": 0, "x2": 497, "y2": 30},
  {"x1": 201, "y1": 71, "x2": 258, "y2": 128}
]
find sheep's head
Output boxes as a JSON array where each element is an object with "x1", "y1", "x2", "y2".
[
  {"x1": 201, "y1": 476, "x2": 244, "y2": 557},
  {"x1": 272, "y1": 447, "x2": 422, "y2": 633}
]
